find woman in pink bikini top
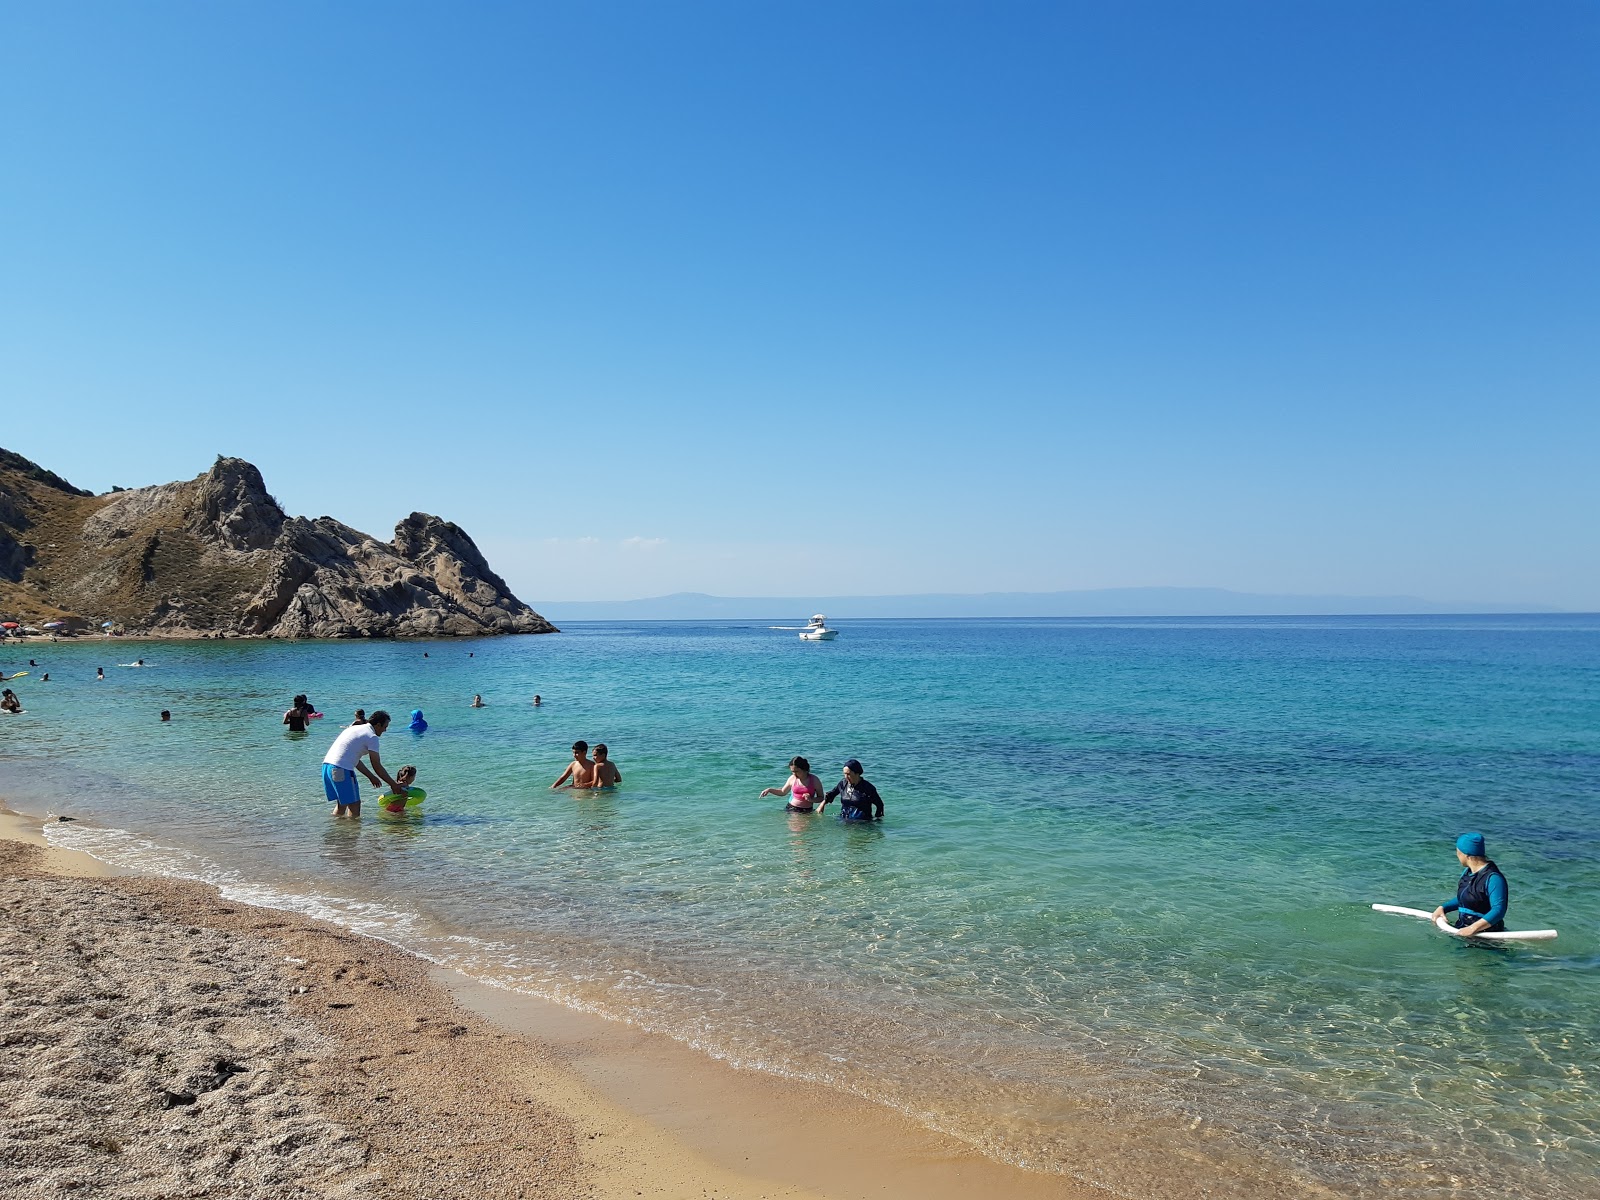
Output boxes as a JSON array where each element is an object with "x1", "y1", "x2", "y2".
[{"x1": 759, "y1": 755, "x2": 824, "y2": 813}]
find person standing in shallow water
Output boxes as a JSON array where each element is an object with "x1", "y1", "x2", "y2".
[
  {"x1": 1432, "y1": 832, "x2": 1510, "y2": 934},
  {"x1": 283, "y1": 694, "x2": 313, "y2": 733},
  {"x1": 321, "y1": 710, "x2": 407, "y2": 819},
  {"x1": 760, "y1": 756, "x2": 823, "y2": 813},
  {"x1": 591, "y1": 744, "x2": 622, "y2": 788},
  {"x1": 549, "y1": 741, "x2": 595, "y2": 789},
  {"x1": 819, "y1": 759, "x2": 884, "y2": 822}
]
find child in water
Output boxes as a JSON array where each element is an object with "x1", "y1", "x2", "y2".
[
  {"x1": 550, "y1": 741, "x2": 595, "y2": 789},
  {"x1": 760, "y1": 756, "x2": 823, "y2": 813},
  {"x1": 382, "y1": 765, "x2": 419, "y2": 813},
  {"x1": 592, "y1": 744, "x2": 622, "y2": 788}
]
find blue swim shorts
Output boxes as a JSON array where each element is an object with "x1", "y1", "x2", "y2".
[{"x1": 322, "y1": 763, "x2": 361, "y2": 806}]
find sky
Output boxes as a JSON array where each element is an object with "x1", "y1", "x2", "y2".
[{"x1": 2, "y1": 2, "x2": 1596, "y2": 608}]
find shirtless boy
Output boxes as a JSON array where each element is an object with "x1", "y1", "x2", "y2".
[
  {"x1": 550, "y1": 741, "x2": 596, "y2": 789},
  {"x1": 592, "y1": 744, "x2": 622, "y2": 788}
]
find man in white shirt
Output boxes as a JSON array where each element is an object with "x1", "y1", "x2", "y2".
[{"x1": 321, "y1": 709, "x2": 407, "y2": 818}]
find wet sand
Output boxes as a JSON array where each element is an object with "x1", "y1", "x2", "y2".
[{"x1": 0, "y1": 806, "x2": 1093, "y2": 1199}]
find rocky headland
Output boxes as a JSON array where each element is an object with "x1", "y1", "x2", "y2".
[{"x1": 0, "y1": 449, "x2": 555, "y2": 638}]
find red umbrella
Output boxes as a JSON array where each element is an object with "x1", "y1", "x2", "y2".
[{"x1": 0, "y1": 622, "x2": 19, "y2": 630}]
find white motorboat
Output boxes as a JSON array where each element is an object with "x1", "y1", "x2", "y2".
[
  {"x1": 799, "y1": 614, "x2": 839, "y2": 641},
  {"x1": 771, "y1": 614, "x2": 840, "y2": 641}
]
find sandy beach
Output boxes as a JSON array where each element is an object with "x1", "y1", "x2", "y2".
[{"x1": 0, "y1": 805, "x2": 1087, "y2": 1200}]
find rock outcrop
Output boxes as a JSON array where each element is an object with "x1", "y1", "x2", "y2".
[{"x1": 0, "y1": 451, "x2": 556, "y2": 638}]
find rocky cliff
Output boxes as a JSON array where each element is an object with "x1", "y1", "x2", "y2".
[{"x1": 0, "y1": 451, "x2": 556, "y2": 638}]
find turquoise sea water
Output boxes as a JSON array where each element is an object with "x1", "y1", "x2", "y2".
[{"x1": 2, "y1": 617, "x2": 1597, "y2": 1198}]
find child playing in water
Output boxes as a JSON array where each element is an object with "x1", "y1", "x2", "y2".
[
  {"x1": 760, "y1": 756, "x2": 823, "y2": 813},
  {"x1": 382, "y1": 765, "x2": 419, "y2": 813},
  {"x1": 592, "y1": 744, "x2": 622, "y2": 788},
  {"x1": 549, "y1": 741, "x2": 595, "y2": 789}
]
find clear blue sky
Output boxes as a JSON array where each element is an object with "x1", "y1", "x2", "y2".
[{"x1": 3, "y1": 2, "x2": 1596, "y2": 606}]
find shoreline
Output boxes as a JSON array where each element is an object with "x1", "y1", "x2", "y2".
[{"x1": 1, "y1": 802, "x2": 1092, "y2": 1200}]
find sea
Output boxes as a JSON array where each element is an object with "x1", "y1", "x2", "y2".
[{"x1": 2, "y1": 616, "x2": 1596, "y2": 1198}]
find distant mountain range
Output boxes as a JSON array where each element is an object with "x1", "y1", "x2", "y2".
[{"x1": 531, "y1": 588, "x2": 1563, "y2": 622}]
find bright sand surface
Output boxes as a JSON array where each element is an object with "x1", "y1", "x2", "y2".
[{"x1": 0, "y1": 805, "x2": 1091, "y2": 1200}]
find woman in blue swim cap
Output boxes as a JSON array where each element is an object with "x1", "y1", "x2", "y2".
[{"x1": 1431, "y1": 832, "x2": 1509, "y2": 935}]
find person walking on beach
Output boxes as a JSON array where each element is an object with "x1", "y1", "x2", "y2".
[
  {"x1": 550, "y1": 741, "x2": 596, "y2": 789},
  {"x1": 819, "y1": 759, "x2": 884, "y2": 822},
  {"x1": 760, "y1": 756, "x2": 824, "y2": 813},
  {"x1": 321, "y1": 710, "x2": 407, "y2": 819},
  {"x1": 1431, "y1": 832, "x2": 1510, "y2": 934}
]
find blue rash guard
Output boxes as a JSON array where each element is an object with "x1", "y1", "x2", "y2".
[{"x1": 1441, "y1": 860, "x2": 1509, "y2": 931}]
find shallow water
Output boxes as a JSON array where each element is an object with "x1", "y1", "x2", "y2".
[{"x1": 3, "y1": 617, "x2": 1597, "y2": 1197}]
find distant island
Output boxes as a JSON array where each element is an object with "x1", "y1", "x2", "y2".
[
  {"x1": 0, "y1": 448, "x2": 555, "y2": 638},
  {"x1": 532, "y1": 589, "x2": 1562, "y2": 622}
]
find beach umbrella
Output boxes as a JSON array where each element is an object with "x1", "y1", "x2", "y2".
[
  {"x1": 0, "y1": 622, "x2": 18, "y2": 630},
  {"x1": 42, "y1": 621, "x2": 64, "y2": 629},
  {"x1": 101, "y1": 621, "x2": 115, "y2": 628}
]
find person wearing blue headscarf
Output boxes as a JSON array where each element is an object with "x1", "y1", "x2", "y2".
[
  {"x1": 1432, "y1": 832, "x2": 1509, "y2": 934},
  {"x1": 408, "y1": 709, "x2": 428, "y2": 733}
]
